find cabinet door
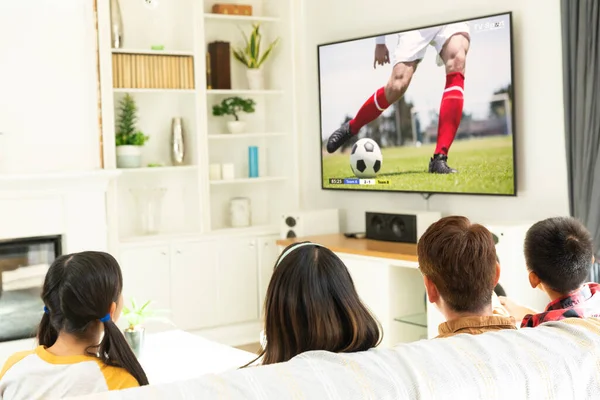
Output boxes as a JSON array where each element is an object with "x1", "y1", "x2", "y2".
[
  {"x1": 170, "y1": 240, "x2": 218, "y2": 331},
  {"x1": 257, "y1": 235, "x2": 280, "y2": 319},
  {"x1": 119, "y1": 246, "x2": 171, "y2": 311},
  {"x1": 217, "y1": 237, "x2": 259, "y2": 325}
]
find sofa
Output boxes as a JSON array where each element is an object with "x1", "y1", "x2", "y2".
[{"x1": 73, "y1": 318, "x2": 600, "y2": 399}]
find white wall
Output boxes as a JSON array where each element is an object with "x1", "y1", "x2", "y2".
[
  {"x1": 0, "y1": 0, "x2": 100, "y2": 174},
  {"x1": 297, "y1": 0, "x2": 569, "y2": 231}
]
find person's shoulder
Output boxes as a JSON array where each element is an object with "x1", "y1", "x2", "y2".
[
  {"x1": 0, "y1": 349, "x2": 36, "y2": 380},
  {"x1": 97, "y1": 363, "x2": 140, "y2": 390}
]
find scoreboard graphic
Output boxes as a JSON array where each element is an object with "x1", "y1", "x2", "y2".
[{"x1": 328, "y1": 178, "x2": 391, "y2": 186}]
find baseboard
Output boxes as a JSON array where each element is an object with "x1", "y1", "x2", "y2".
[{"x1": 191, "y1": 321, "x2": 262, "y2": 347}]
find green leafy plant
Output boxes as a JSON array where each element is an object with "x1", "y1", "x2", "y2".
[
  {"x1": 122, "y1": 298, "x2": 166, "y2": 331},
  {"x1": 212, "y1": 97, "x2": 256, "y2": 121},
  {"x1": 115, "y1": 94, "x2": 149, "y2": 146},
  {"x1": 232, "y1": 24, "x2": 280, "y2": 69}
]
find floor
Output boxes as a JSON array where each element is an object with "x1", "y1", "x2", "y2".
[{"x1": 235, "y1": 342, "x2": 261, "y2": 355}]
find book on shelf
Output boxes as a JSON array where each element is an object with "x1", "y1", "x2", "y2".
[{"x1": 208, "y1": 42, "x2": 231, "y2": 90}]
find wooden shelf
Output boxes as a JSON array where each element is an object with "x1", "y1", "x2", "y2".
[
  {"x1": 206, "y1": 89, "x2": 283, "y2": 96},
  {"x1": 113, "y1": 88, "x2": 196, "y2": 94},
  {"x1": 118, "y1": 166, "x2": 198, "y2": 174},
  {"x1": 207, "y1": 132, "x2": 287, "y2": 140},
  {"x1": 209, "y1": 177, "x2": 287, "y2": 185},
  {"x1": 204, "y1": 14, "x2": 280, "y2": 23},
  {"x1": 276, "y1": 234, "x2": 419, "y2": 263},
  {"x1": 111, "y1": 48, "x2": 194, "y2": 56}
]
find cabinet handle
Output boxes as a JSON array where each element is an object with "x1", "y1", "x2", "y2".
[
  {"x1": 249, "y1": 242, "x2": 255, "y2": 248},
  {"x1": 176, "y1": 250, "x2": 182, "y2": 254},
  {"x1": 161, "y1": 251, "x2": 167, "y2": 256}
]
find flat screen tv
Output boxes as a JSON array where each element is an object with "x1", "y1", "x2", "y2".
[{"x1": 318, "y1": 12, "x2": 516, "y2": 196}]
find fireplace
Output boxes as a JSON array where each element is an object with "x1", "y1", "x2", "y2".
[{"x1": 0, "y1": 235, "x2": 62, "y2": 342}]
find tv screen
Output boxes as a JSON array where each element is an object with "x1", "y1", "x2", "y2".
[{"x1": 318, "y1": 12, "x2": 516, "y2": 196}]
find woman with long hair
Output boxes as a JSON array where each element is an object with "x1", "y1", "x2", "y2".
[
  {"x1": 0, "y1": 251, "x2": 148, "y2": 399},
  {"x1": 250, "y1": 242, "x2": 382, "y2": 366}
]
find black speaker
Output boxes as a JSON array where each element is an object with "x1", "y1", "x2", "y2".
[{"x1": 365, "y1": 212, "x2": 418, "y2": 243}]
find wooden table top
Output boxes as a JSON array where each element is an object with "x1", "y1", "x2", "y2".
[{"x1": 276, "y1": 234, "x2": 418, "y2": 263}]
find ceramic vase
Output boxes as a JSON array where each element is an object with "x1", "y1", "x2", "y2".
[
  {"x1": 110, "y1": 0, "x2": 124, "y2": 49},
  {"x1": 124, "y1": 327, "x2": 145, "y2": 358},
  {"x1": 116, "y1": 145, "x2": 142, "y2": 168},
  {"x1": 171, "y1": 118, "x2": 185, "y2": 165},
  {"x1": 227, "y1": 121, "x2": 246, "y2": 134},
  {"x1": 246, "y1": 69, "x2": 264, "y2": 90}
]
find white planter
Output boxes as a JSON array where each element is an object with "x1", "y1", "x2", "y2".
[
  {"x1": 227, "y1": 121, "x2": 246, "y2": 134},
  {"x1": 246, "y1": 69, "x2": 264, "y2": 90},
  {"x1": 116, "y1": 145, "x2": 143, "y2": 168}
]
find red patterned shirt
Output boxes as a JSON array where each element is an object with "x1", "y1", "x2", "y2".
[{"x1": 521, "y1": 283, "x2": 600, "y2": 328}]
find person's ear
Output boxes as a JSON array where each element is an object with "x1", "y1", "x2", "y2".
[
  {"x1": 109, "y1": 301, "x2": 117, "y2": 320},
  {"x1": 528, "y1": 270, "x2": 541, "y2": 289},
  {"x1": 494, "y1": 262, "x2": 501, "y2": 286},
  {"x1": 423, "y1": 275, "x2": 439, "y2": 304}
]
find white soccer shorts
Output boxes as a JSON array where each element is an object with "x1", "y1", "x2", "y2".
[{"x1": 393, "y1": 22, "x2": 470, "y2": 66}]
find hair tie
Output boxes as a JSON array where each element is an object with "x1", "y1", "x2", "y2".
[
  {"x1": 43, "y1": 306, "x2": 49, "y2": 315},
  {"x1": 99, "y1": 314, "x2": 111, "y2": 323},
  {"x1": 276, "y1": 242, "x2": 324, "y2": 267}
]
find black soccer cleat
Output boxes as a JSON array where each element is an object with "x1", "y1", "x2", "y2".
[
  {"x1": 327, "y1": 122, "x2": 353, "y2": 153},
  {"x1": 429, "y1": 154, "x2": 458, "y2": 174}
]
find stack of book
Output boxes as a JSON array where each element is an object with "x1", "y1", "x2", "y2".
[{"x1": 112, "y1": 53, "x2": 195, "y2": 89}]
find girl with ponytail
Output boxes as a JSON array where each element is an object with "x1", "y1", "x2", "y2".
[{"x1": 0, "y1": 251, "x2": 148, "y2": 399}]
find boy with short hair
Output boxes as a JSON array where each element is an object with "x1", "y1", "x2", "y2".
[
  {"x1": 500, "y1": 217, "x2": 600, "y2": 327},
  {"x1": 417, "y1": 216, "x2": 516, "y2": 338}
]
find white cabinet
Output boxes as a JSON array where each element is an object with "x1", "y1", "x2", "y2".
[
  {"x1": 170, "y1": 241, "x2": 218, "y2": 331},
  {"x1": 119, "y1": 245, "x2": 171, "y2": 311},
  {"x1": 217, "y1": 237, "x2": 259, "y2": 325},
  {"x1": 118, "y1": 234, "x2": 275, "y2": 332},
  {"x1": 257, "y1": 235, "x2": 280, "y2": 318}
]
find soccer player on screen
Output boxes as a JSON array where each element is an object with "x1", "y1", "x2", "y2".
[{"x1": 326, "y1": 23, "x2": 470, "y2": 174}]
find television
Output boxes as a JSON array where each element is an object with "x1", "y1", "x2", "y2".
[{"x1": 318, "y1": 12, "x2": 516, "y2": 196}]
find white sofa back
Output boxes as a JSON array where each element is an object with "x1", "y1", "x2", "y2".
[{"x1": 76, "y1": 318, "x2": 600, "y2": 400}]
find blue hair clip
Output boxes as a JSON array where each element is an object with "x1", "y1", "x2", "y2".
[
  {"x1": 43, "y1": 306, "x2": 49, "y2": 315},
  {"x1": 99, "y1": 314, "x2": 111, "y2": 323}
]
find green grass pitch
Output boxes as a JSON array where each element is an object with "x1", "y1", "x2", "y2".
[{"x1": 322, "y1": 136, "x2": 515, "y2": 195}]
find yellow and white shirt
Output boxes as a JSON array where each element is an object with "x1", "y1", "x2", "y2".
[{"x1": 0, "y1": 346, "x2": 139, "y2": 400}]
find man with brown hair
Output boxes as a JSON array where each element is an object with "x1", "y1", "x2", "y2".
[{"x1": 417, "y1": 216, "x2": 516, "y2": 338}]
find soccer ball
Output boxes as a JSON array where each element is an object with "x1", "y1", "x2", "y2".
[{"x1": 350, "y1": 138, "x2": 383, "y2": 178}]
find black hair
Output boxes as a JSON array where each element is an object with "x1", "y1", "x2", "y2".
[
  {"x1": 38, "y1": 251, "x2": 148, "y2": 386},
  {"x1": 524, "y1": 217, "x2": 593, "y2": 294},
  {"x1": 246, "y1": 242, "x2": 381, "y2": 366}
]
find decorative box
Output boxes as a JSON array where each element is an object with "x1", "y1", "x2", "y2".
[{"x1": 211, "y1": 3, "x2": 253, "y2": 16}]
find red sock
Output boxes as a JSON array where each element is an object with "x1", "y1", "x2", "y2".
[
  {"x1": 435, "y1": 72, "x2": 465, "y2": 155},
  {"x1": 349, "y1": 87, "x2": 390, "y2": 135}
]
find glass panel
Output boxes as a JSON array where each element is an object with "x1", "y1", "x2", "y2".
[
  {"x1": 394, "y1": 313, "x2": 428, "y2": 329},
  {"x1": 0, "y1": 236, "x2": 61, "y2": 341}
]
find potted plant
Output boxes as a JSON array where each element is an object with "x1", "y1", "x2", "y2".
[
  {"x1": 115, "y1": 94, "x2": 149, "y2": 168},
  {"x1": 212, "y1": 97, "x2": 256, "y2": 134},
  {"x1": 232, "y1": 24, "x2": 280, "y2": 90},
  {"x1": 121, "y1": 298, "x2": 161, "y2": 357}
]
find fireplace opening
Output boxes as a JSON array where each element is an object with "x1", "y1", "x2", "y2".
[{"x1": 0, "y1": 235, "x2": 62, "y2": 342}]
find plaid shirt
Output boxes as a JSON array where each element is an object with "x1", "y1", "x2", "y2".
[{"x1": 521, "y1": 283, "x2": 600, "y2": 328}]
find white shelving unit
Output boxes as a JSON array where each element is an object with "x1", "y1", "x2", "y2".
[{"x1": 97, "y1": 0, "x2": 299, "y2": 243}]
